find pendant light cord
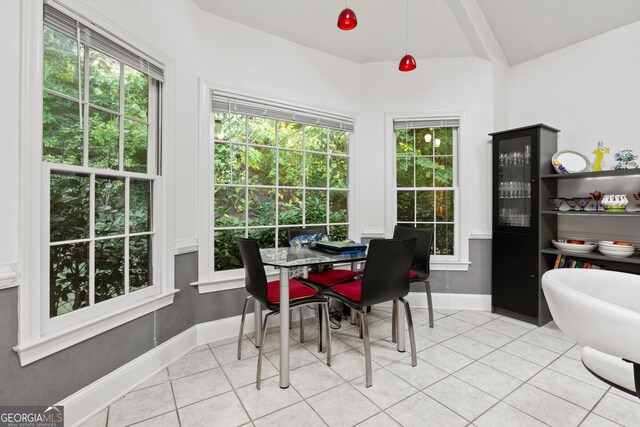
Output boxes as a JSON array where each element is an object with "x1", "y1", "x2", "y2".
[{"x1": 405, "y1": 0, "x2": 409, "y2": 54}]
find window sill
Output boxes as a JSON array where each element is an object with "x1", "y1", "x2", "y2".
[
  {"x1": 193, "y1": 270, "x2": 279, "y2": 294},
  {"x1": 431, "y1": 261, "x2": 472, "y2": 272},
  {"x1": 13, "y1": 290, "x2": 178, "y2": 366}
]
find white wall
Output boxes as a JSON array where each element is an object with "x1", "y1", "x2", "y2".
[
  {"x1": 0, "y1": 0, "x2": 363, "y2": 280},
  {"x1": 0, "y1": 0, "x2": 21, "y2": 272},
  {"x1": 510, "y1": 20, "x2": 640, "y2": 167},
  {"x1": 358, "y1": 57, "x2": 495, "y2": 242}
]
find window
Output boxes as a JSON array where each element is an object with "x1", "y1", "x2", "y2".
[
  {"x1": 210, "y1": 94, "x2": 353, "y2": 273},
  {"x1": 394, "y1": 119, "x2": 458, "y2": 256},
  {"x1": 42, "y1": 6, "x2": 162, "y2": 326}
]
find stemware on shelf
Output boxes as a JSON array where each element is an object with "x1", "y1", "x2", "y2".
[
  {"x1": 548, "y1": 197, "x2": 565, "y2": 211},
  {"x1": 574, "y1": 197, "x2": 591, "y2": 211},
  {"x1": 590, "y1": 191, "x2": 603, "y2": 211},
  {"x1": 564, "y1": 198, "x2": 577, "y2": 211}
]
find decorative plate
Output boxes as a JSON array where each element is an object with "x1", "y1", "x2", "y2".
[{"x1": 552, "y1": 150, "x2": 591, "y2": 174}]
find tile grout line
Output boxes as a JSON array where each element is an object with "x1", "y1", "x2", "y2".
[
  {"x1": 168, "y1": 377, "x2": 182, "y2": 427},
  {"x1": 465, "y1": 331, "x2": 578, "y2": 427},
  {"x1": 209, "y1": 342, "x2": 256, "y2": 425}
]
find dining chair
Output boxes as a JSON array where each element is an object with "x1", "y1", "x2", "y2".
[
  {"x1": 392, "y1": 225, "x2": 435, "y2": 333},
  {"x1": 321, "y1": 237, "x2": 417, "y2": 387},
  {"x1": 235, "y1": 237, "x2": 332, "y2": 389},
  {"x1": 287, "y1": 227, "x2": 360, "y2": 287}
]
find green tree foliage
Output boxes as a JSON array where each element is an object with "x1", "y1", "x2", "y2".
[
  {"x1": 44, "y1": 26, "x2": 153, "y2": 316},
  {"x1": 213, "y1": 112, "x2": 350, "y2": 271},
  {"x1": 395, "y1": 127, "x2": 455, "y2": 256}
]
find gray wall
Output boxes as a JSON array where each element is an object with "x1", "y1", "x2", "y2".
[
  {"x1": 0, "y1": 252, "x2": 250, "y2": 406},
  {"x1": 428, "y1": 239, "x2": 491, "y2": 295},
  {"x1": 0, "y1": 239, "x2": 490, "y2": 406}
]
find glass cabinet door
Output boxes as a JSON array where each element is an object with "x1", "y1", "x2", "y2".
[{"x1": 497, "y1": 136, "x2": 532, "y2": 229}]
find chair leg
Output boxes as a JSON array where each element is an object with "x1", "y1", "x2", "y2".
[
  {"x1": 317, "y1": 304, "x2": 324, "y2": 353},
  {"x1": 391, "y1": 299, "x2": 397, "y2": 343},
  {"x1": 299, "y1": 307, "x2": 305, "y2": 343},
  {"x1": 237, "y1": 296, "x2": 252, "y2": 360},
  {"x1": 360, "y1": 311, "x2": 373, "y2": 387},
  {"x1": 257, "y1": 312, "x2": 274, "y2": 390},
  {"x1": 425, "y1": 280, "x2": 434, "y2": 328},
  {"x1": 401, "y1": 297, "x2": 417, "y2": 367},
  {"x1": 289, "y1": 309, "x2": 293, "y2": 329},
  {"x1": 322, "y1": 303, "x2": 332, "y2": 366}
]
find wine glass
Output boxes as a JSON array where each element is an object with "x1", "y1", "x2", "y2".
[
  {"x1": 564, "y1": 198, "x2": 577, "y2": 211},
  {"x1": 548, "y1": 197, "x2": 565, "y2": 211},
  {"x1": 590, "y1": 191, "x2": 603, "y2": 211},
  {"x1": 574, "y1": 197, "x2": 591, "y2": 211}
]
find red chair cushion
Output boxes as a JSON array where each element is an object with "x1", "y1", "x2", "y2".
[
  {"x1": 267, "y1": 279, "x2": 317, "y2": 303},
  {"x1": 307, "y1": 269, "x2": 359, "y2": 286},
  {"x1": 329, "y1": 280, "x2": 362, "y2": 302}
]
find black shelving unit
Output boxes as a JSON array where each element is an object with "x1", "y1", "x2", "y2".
[
  {"x1": 541, "y1": 168, "x2": 640, "y2": 180},
  {"x1": 491, "y1": 124, "x2": 559, "y2": 326},
  {"x1": 539, "y1": 168, "x2": 640, "y2": 285},
  {"x1": 541, "y1": 210, "x2": 640, "y2": 217},
  {"x1": 540, "y1": 249, "x2": 640, "y2": 265}
]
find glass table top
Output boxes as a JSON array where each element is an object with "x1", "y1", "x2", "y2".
[{"x1": 260, "y1": 247, "x2": 367, "y2": 268}]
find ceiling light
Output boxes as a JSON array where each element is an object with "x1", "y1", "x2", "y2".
[
  {"x1": 435, "y1": 138, "x2": 441, "y2": 148},
  {"x1": 337, "y1": 3, "x2": 357, "y2": 31},
  {"x1": 424, "y1": 133, "x2": 432, "y2": 143},
  {"x1": 399, "y1": 54, "x2": 416, "y2": 72},
  {"x1": 398, "y1": 0, "x2": 416, "y2": 72}
]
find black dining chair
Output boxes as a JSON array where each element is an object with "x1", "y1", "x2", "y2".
[
  {"x1": 287, "y1": 227, "x2": 360, "y2": 287},
  {"x1": 321, "y1": 237, "x2": 418, "y2": 387},
  {"x1": 235, "y1": 237, "x2": 332, "y2": 389},
  {"x1": 393, "y1": 225, "x2": 435, "y2": 331}
]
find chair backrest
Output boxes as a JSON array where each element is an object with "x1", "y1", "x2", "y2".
[
  {"x1": 360, "y1": 237, "x2": 417, "y2": 307},
  {"x1": 393, "y1": 225, "x2": 434, "y2": 277},
  {"x1": 286, "y1": 226, "x2": 328, "y2": 247},
  {"x1": 236, "y1": 237, "x2": 269, "y2": 306}
]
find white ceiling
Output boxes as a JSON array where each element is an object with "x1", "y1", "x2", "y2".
[
  {"x1": 193, "y1": 0, "x2": 640, "y2": 66},
  {"x1": 192, "y1": 0, "x2": 476, "y2": 63},
  {"x1": 476, "y1": 0, "x2": 640, "y2": 65}
]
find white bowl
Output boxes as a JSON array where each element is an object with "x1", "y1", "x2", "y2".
[
  {"x1": 597, "y1": 242, "x2": 635, "y2": 252},
  {"x1": 552, "y1": 240, "x2": 597, "y2": 253},
  {"x1": 598, "y1": 247, "x2": 636, "y2": 258},
  {"x1": 598, "y1": 247, "x2": 635, "y2": 255},
  {"x1": 598, "y1": 240, "x2": 634, "y2": 247}
]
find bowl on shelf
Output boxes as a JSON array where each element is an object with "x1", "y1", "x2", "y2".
[
  {"x1": 597, "y1": 241, "x2": 636, "y2": 258},
  {"x1": 552, "y1": 239, "x2": 597, "y2": 253},
  {"x1": 598, "y1": 247, "x2": 636, "y2": 258},
  {"x1": 601, "y1": 195, "x2": 628, "y2": 212},
  {"x1": 548, "y1": 197, "x2": 565, "y2": 211},
  {"x1": 564, "y1": 198, "x2": 578, "y2": 211},
  {"x1": 574, "y1": 197, "x2": 592, "y2": 211},
  {"x1": 598, "y1": 240, "x2": 635, "y2": 252}
]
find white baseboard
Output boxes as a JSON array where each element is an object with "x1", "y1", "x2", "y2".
[
  {"x1": 59, "y1": 293, "x2": 486, "y2": 425},
  {"x1": 59, "y1": 326, "x2": 198, "y2": 427},
  {"x1": 382, "y1": 292, "x2": 492, "y2": 311},
  {"x1": 61, "y1": 307, "x2": 315, "y2": 426}
]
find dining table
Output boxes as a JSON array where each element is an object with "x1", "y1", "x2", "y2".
[{"x1": 258, "y1": 246, "x2": 370, "y2": 388}]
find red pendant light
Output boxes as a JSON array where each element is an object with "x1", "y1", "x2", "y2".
[
  {"x1": 398, "y1": 0, "x2": 416, "y2": 72},
  {"x1": 399, "y1": 54, "x2": 417, "y2": 72},
  {"x1": 337, "y1": 3, "x2": 357, "y2": 31}
]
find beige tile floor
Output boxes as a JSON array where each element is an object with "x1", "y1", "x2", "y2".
[{"x1": 81, "y1": 307, "x2": 640, "y2": 427}]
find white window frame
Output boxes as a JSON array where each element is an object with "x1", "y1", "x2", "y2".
[
  {"x1": 385, "y1": 112, "x2": 470, "y2": 271},
  {"x1": 195, "y1": 80, "x2": 356, "y2": 293},
  {"x1": 16, "y1": 0, "x2": 176, "y2": 366}
]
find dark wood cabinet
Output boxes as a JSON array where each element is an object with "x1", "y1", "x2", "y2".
[{"x1": 491, "y1": 124, "x2": 559, "y2": 325}]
